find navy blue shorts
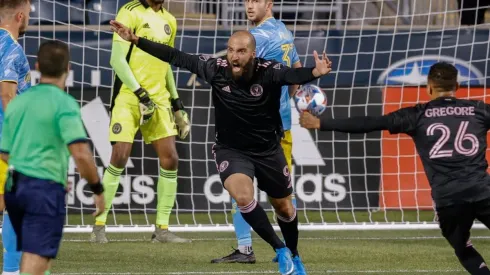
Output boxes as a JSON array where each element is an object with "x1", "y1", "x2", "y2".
[{"x1": 4, "y1": 172, "x2": 66, "y2": 259}]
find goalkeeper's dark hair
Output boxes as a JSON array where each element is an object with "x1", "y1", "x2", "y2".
[
  {"x1": 428, "y1": 62, "x2": 459, "y2": 92},
  {"x1": 37, "y1": 40, "x2": 70, "y2": 78}
]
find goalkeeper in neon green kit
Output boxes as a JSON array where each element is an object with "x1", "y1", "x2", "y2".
[{"x1": 91, "y1": 0, "x2": 191, "y2": 243}]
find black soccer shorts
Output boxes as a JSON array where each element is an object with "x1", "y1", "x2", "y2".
[
  {"x1": 212, "y1": 144, "x2": 293, "y2": 199},
  {"x1": 436, "y1": 198, "x2": 490, "y2": 250}
]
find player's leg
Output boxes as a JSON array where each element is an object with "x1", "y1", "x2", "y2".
[
  {"x1": 214, "y1": 146, "x2": 286, "y2": 248},
  {"x1": 141, "y1": 105, "x2": 189, "y2": 243},
  {"x1": 437, "y1": 203, "x2": 490, "y2": 274},
  {"x1": 3, "y1": 212, "x2": 21, "y2": 275},
  {"x1": 17, "y1": 175, "x2": 66, "y2": 275},
  {"x1": 255, "y1": 148, "x2": 303, "y2": 275},
  {"x1": 281, "y1": 130, "x2": 296, "y2": 209},
  {"x1": 210, "y1": 197, "x2": 255, "y2": 264},
  {"x1": 215, "y1": 146, "x2": 293, "y2": 275},
  {"x1": 91, "y1": 99, "x2": 139, "y2": 243}
]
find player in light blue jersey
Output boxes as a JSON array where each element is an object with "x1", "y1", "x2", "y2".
[
  {"x1": 0, "y1": 1, "x2": 32, "y2": 275},
  {"x1": 211, "y1": 0, "x2": 307, "y2": 274}
]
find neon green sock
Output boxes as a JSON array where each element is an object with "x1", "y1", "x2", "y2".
[
  {"x1": 45, "y1": 271, "x2": 51, "y2": 275},
  {"x1": 95, "y1": 164, "x2": 124, "y2": 225},
  {"x1": 156, "y1": 168, "x2": 177, "y2": 229}
]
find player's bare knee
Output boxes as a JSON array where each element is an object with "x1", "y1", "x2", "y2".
[
  {"x1": 153, "y1": 137, "x2": 179, "y2": 170},
  {"x1": 160, "y1": 151, "x2": 179, "y2": 170},
  {"x1": 224, "y1": 174, "x2": 254, "y2": 206},
  {"x1": 271, "y1": 197, "x2": 295, "y2": 218},
  {"x1": 234, "y1": 193, "x2": 255, "y2": 207},
  {"x1": 110, "y1": 142, "x2": 132, "y2": 168}
]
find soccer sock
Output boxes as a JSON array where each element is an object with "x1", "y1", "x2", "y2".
[
  {"x1": 277, "y1": 209, "x2": 299, "y2": 257},
  {"x1": 156, "y1": 168, "x2": 177, "y2": 229},
  {"x1": 45, "y1": 271, "x2": 51, "y2": 275},
  {"x1": 456, "y1": 246, "x2": 490, "y2": 274},
  {"x1": 3, "y1": 213, "x2": 21, "y2": 273},
  {"x1": 238, "y1": 199, "x2": 285, "y2": 250},
  {"x1": 95, "y1": 164, "x2": 124, "y2": 225},
  {"x1": 231, "y1": 198, "x2": 253, "y2": 253}
]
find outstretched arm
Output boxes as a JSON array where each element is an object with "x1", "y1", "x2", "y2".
[
  {"x1": 272, "y1": 51, "x2": 332, "y2": 86},
  {"x1": 300, "y1": 112, "x2": 390, "y2": 133},
  {"x1": 110, "y1": 20, "x2": 215, "y2": 83},
  {"x1": 300, "y1": 106, "x2": 418, "y2": 135}
]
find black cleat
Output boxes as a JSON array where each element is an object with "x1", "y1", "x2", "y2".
[{"x1": 211, "y1": 248, "x2": 256, "y2": 264}]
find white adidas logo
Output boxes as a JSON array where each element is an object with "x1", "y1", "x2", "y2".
[{"x1": 222, "y1": 86, "x2": 231, "y2": 93}]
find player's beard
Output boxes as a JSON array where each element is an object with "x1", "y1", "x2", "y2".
[
  {"x1": 230, "y1": 57, "x2": 255, "y2": 82},
  {"x1": 18, "y1": 17, "x2": 28, "y2": 37},
  {"x1": 151, "y1": 0, "x2": 165, "y2": 4}
]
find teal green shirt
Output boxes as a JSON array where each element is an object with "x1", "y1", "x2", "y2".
[{"x1": 0, "y1": 84, "x2": 87, "y2": 186}]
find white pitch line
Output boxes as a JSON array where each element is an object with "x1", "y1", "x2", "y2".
[
  {"x1": 56, "y1": 270, "x2": 464, "y2": 275},
  {"x1": 56, "y1": 235, "x2": 490, "y2": 242}
]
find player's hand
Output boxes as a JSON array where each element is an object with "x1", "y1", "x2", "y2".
[
  {"x1": 65, "y1": 180, "x2": 73, "y2": 193},
  {"x1": 312, "y1": 51, "x2": 332, "y2": 77},
  {"x1": 134, "y1": 88, "x2": 156, "y2": 125},
  {"x1": 174, "y1": 110, "x2": 190, "y2": 139},
  {"x1": 110, "y1": 20, "x2": 139, "y2": 44},
  {"x1": 171, "y1": 98, "x2": 190, "y2": 139},
  {"x1": 299, "y1": 111, "x2": 321, "y2": 129},
  {"x1": 92, "y1": 194, "x2": 105, "y2": 217}
]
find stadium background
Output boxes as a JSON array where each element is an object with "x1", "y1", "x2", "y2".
[
  {"x1": 4, "y1": 0, "x2": 490, "y2": 274},
  {"x1": 12, "y1": 0, "x2": 490, "y2": 229}
]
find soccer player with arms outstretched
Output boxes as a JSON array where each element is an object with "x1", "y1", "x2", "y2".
[
  {"x1": 111, "y1": 20, "x2": 331, "y2": 274},
  {"x1": 211, "y1": 0, "x2": 303, "y2": 269},
  {"x1": 300, "y1": 62, "x2": 490, "y2": 275},
  {"x1": 1, "y1": 40, "x2": 105, "y2": 275},
  {"x1": 0, "y1": 1, "x2": 31, "y2": 274},
  {"x1": 91, "y1": 0, "x2": 191, "y2": 243}
]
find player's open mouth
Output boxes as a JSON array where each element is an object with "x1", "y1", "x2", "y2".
[{"x1": 232, "y1": 64, "x2": 241, "y2": 72}]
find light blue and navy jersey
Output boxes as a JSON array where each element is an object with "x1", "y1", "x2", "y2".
[
  {"x1": 250, "y1": 17, "x2": 299, "y2": 131},
  {"x1": 0, "y1": 29, "x2": 31, "y2": 137}
]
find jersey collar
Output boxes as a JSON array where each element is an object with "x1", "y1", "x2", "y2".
[
  {"x1": 139, "y1": 0, "x2": 164, "y2": 12},
  {"x1": 256, "y1": 17, "x2": 274, "y2": 28},
  {"x1": 0, "y1": 28, "x2": 17, "y2": 42}
]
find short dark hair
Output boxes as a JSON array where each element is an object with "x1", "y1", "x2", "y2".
[
  {"x1": 428, "y1": 62, "x2": 459, "y2": 92},
  {"x1": 0, "y1": 0, "x2": 30, "y2": 19},
  {"x1": 37, "y1": 40, "x2": 70, "y2": 78},
  {"x1": 0, "y1": 0, "x2": 30, "y2": 10}
]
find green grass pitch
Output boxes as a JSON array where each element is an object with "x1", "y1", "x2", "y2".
[{"x1": 2, "y1": 211, "x2": 489, "y2": 274}]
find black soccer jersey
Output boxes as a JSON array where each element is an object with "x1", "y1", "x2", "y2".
[
  {"x1": 320, "y1": 96, "x2": 490, "y2": 207},
  {"x1": 136, "y1": 38, "x2": 319, "y2": 156},
  {"x1": 385, "y1": 97, "x2": 490, "y2": 207}
]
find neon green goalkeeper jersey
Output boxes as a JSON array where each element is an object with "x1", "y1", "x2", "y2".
[{"x1": 0, "y1": 83, "x2": 88, "y2": 186}]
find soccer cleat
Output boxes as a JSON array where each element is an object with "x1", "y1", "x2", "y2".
[
  {"x1": 276, "y1": 247, "x2": 295, "y2": 275},
  {"x1": 90, "y1": 225, "x2": 108, "y2": 243},
  {"x1": 292, "y1": 255, "x2": 307, "y2": 275},
  {"x1": 151, "y1": 227, "x2": 191, "y2": 243},
  {"x1": 210, "y1": 248, "x2": 256, "y2": 264}
]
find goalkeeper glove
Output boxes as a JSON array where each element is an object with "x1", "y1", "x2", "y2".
[
  {"x1": 171, "y1": 98, "x2": 190, "y2": 139},
  {"x1": 134, "y1": 87, "x2": 156, "y2": 125}
]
